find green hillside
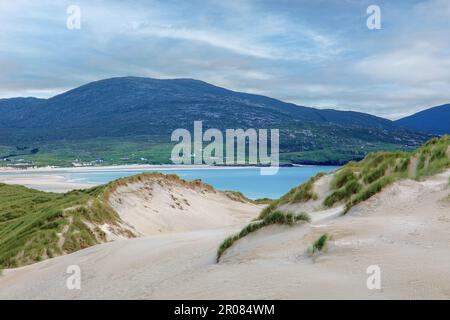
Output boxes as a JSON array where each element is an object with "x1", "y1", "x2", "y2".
[{"x1": 0, "y1": 77, "x2": 430, "y2": 167}]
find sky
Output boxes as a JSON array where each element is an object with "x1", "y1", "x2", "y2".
[{"x1": 0, "y1": 0, "x2": 449, "y2": 119}]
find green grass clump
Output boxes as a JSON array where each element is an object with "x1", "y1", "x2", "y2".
[
  {"x1": 217, "y1": 211, "x2": 310, "y2": 262},
  {"x1": 257, "y1": 200, "x2": 281, "y2": 220},
  {"x1": 258, "y1": 172, "x2": 325, "y2": 220},
  {"x1": 417, "y1": 157, "x2": 450, "y2": 178},
  {"x1": 323, "y1": 179, "x2": 362, "y2": 208},
  {"x1": 331, "y1": 168, "x2": 355, "y2": 189},
  {"x1": 362, "y1": 163, "x2": 388, "y2": 184},
  {"x1": 414, "y1": 137, "x2": 450, "y2": 179},
  {"x1": 290, "y1": 182, "x2": 317, "y2": 203},
  {"x1": 253, "y1": 198, "x2": 274, "y2": 205},
  {"x1": 414, "y1": 136, "x2": 450, "y2": 178},
  {"x1": 309, "y1": 233, "x2": 329, "y2": 254},
  {"x1": 284, "y1": 172, "x2": 325, "y2": 204},
  {"x1": 345, "y1": 175, "x2": 395, "y2": 212},
  {"x1": 325, "y1": 137, "x2": 450, "y2": 212},
  {"x1": 395, "y1": 157, "x2": 410, "y2": 172}
]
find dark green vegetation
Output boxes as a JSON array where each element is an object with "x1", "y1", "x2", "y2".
[
  {"x1": 299, "y1": 135, "x2": 450, "y2": 212},
  {"x1": 326, "y1": 136, "x2": 450, "y2": 210},
  {"x1": 0, "y1": 136, "x2": 174, "y2": 167},
  {"x1": 322, "y1": 168, "x2": 362, "y2": 208},
  {"x1": 252, "y1": 198, "x2": 273, "y2": 205},
  {"x1": 216, "y1": 210, "x2": 310, "y2": 262},
  {"x1": 258, "y1": 172, "x2": 325, "y2": 220},
  {"x1": 0, "y1": 183, "x2": 120, "y2": 268},
  {"x1": 0, "y1": 77, "x2": 430, "y2": 167},
  {"x1": 309, "y1": 233, "x2": 329, "y2": 255},
  {"x1": 342, "y1": 135, "x2": 450, "y2": 212}
]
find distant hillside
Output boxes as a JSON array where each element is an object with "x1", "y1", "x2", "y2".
[
  {"x1": 395, "y1": 104, "x2": 450, "y2": 135},
  {"x1": 0, "y1": 77, "x2": 430, "y2": 166}
]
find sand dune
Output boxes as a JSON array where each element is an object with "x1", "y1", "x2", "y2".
[
  {"x1": 1, "y1": 170, "x2": 449, "y2": 299},
  {"x1": 108, "y1": 175, "x2": 260, "y2": 235}
]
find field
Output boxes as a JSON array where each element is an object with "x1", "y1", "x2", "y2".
[{"x1": 0, "y1": 136, "x2": 420, "y2": 167}]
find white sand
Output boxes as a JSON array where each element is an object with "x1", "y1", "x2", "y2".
[
  {"x1": 108, "y1": 176, "x2": 261, "y2": 235},
  {"x1": 0, "y1": 174, "x2": 94, "y2": 193},
  {"x1": 0, "y1": 164, "x2": 265, "y2": 174},
  {"x1": 0, "y1": 170, "x2": 449, "y2": 299},
  {"x1": 0, "y1": 164, "x2": 269, "y2": 193}
]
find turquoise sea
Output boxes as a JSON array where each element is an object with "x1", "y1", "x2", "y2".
[{"x1": 0, "y1": 166, "x2": 338, "y2": 200}]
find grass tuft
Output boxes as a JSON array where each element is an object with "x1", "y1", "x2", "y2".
[
  {"x1": 323, "y1": 175, "x2": 362, "y2": 208},
  {"x1": 308, "y1": 233, "x2": 329, "y2": 255},
  {"x1": 258, "y1": 172, "x2": 325, "y2": 220},
  {"x1": 217, "y1": 210, "x2": 310, "y2": 262}
]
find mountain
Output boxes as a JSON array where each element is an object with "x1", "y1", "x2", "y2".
[
  {"x1": 0, "y1": 77, "x2": 430, "y2": 165},
  {"x1": 395, "y1": 104, "x2": 450, "y2": 135}
]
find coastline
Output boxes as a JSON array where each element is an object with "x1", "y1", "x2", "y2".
[
  {"x1": 0, "y1": 164, "x2": 302, "y2": 174},
  {"x1": 0, "y1": 164, "x2": 334, "y2": 194},
  {"x1": 0, "y1": 174, "x2": 94, "y2": 193}
]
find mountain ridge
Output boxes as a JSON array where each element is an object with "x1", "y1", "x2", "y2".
[
  {"x1": 0, "y1": 76, "x2": 402, "y2": 131},
  {"x1": 395, "y1": 103, "x2": 450, "y2": 135},
  {"x1": 0, "y1": 77, "x2": 431, "y2": 165}
]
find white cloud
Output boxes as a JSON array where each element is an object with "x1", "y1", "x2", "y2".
[
  {"x1": 354, "y1": 45, "x2": 450, "y2": 85},
  {"x1": 0, "y1": 0, "x2": 449, "y2": 120},
  {"x1": 132, "y1": 24, "x2": 278, "y2": 59},
  {"x1": 414, "y1": 0, "x2": 450, "y2": 19}
]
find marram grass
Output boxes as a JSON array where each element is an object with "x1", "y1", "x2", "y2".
[
  {"x1": 217, "y1": 211, "x2": 310, "y2": 262},
  {"x1": 308, "y1": 233, "x2": 329, "y2": 255}
]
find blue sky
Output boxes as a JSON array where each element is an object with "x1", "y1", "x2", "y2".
[{"x1": 1, "y1": 0, "x2": 449, "y2": 119}]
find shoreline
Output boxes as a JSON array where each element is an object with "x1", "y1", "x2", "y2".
[
  {"x1": 0, "y1": 163, "x2": 318, "y2": 174},
  {"x1": 0, "y1": 173, "x2": 94, "y2": 193},
  {"x1": 0, "y1": 164, "x2": 338, "y2": 194}
]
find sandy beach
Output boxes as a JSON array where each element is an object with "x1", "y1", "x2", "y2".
[
  {"x1": 0, "y1": 164, "x2": 271, "y2": 174},
  {"x1": 0, "y1": 174, "x2": 94, "y2": 193},
  {"x1": 1, "y1": 169, "x2": 449, "y2": 299},
  {"x1": 0, "y1": 164, "x2": 271, "y2": 193}
]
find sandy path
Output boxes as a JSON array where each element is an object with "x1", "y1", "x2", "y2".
[{"x1": 1, "y1": 171, "x2": 449, "y2": 299}]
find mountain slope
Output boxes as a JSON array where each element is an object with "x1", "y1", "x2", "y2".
[
  {"x1": 0, "y1": 77, "x2": 430, "y2": 165},
  {"x1": 0, "y1": 77, "x2": 398, "y2": 133},
  {"x1": 395, "y1": 103, "x2": 450, "y2": 134}
]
